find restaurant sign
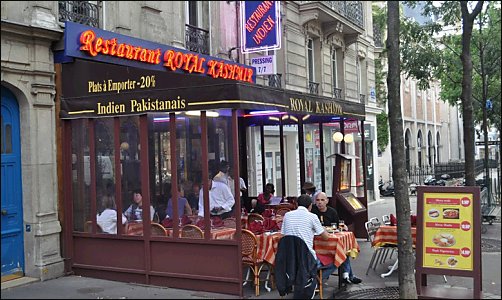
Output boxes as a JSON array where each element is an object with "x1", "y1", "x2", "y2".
[
  {"x1": 416, "y1": 186, "x2": 482, "y2": 299},
  {"x1": 63, "y1": 21, "x2": 256, "y2": 83},
  {"x1": 60, "y1": 60, "x2": 366, "y2": 119},
  {"x1": 240, "y1": 1, "x2": 281, "y2": 53}
]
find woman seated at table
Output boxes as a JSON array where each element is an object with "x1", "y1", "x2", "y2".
[
  {"x1": 124, "y1": 189, "x2": 155, "y2": 222},
  {"x1": 97, "y1": 193, "x2": 127, "y2": 234},
  {"x1": 250, "y1": 183, "x2": 275, "y2": 214},
  {"x1": 165, "y1": 184, "x2": 193, "y2": 219},
  {"x1": 309, "y1": 192, "x2": 361, "y2": 284}
]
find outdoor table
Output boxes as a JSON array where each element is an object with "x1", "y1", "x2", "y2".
[
  {"x1": 255, "y1": 230, "x2": 360, "y2": 267},
  {"x1": 373, "y1": 225, "x2": 417, "y2": 278}
]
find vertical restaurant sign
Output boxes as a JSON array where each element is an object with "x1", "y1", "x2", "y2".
[
  {"x1": 240, "y1": 1, "x2": 281, "y2": 53},
  {"x1": 422, "y1": 192, "x2": 474, "y2": 271},
  {"x1": 63, "y1": 21, "x2": 256, "y2": 83}
]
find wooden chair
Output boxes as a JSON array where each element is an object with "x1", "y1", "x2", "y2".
[
  {"x1": 180, "y1": 224, "x2": 204, "y2": 239},
  {"x1": 315, "y1": 265, "x2": 342, "y2": 299},
  {"x1": 151, "y1": 222, "x2": 167, "y2": 236},
  {"x1": 241, "y1": 229, "x2": 266, "y2": 296},
  {"x1": 275, "y1": 207, "x2": 291, "y2": 216},
  {"x1": 247, "y1": 213, "x2": 264, "y2": 228},
  {"x1": 84, "y1": 221, "x2": 103, "y2": 233}
]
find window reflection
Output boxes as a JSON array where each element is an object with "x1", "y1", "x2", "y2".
[{"x1": 72, "y1": 119, "x2": 90, "y2": 232}]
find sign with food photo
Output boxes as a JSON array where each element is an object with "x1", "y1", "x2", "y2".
[{"x1": 422, "y1": 192, "x2": 474, "y2": 271}]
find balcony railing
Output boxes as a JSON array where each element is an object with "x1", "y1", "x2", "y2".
[
  {"x1": 333, "y1": 87, "x2": 343, "y2": 100},
  {"x1": 325, "y1": 1, "x2": 364, "y2": 28},
  {"x1": 309, "y1": 81, "x2": 319, "y2": 95},
  {"x1": 373, "y1": 24, "x2": 384, "y2": 48},
  {"x1": 58, "y1": 1, "x2": 99, "y2": 27},
  {"x1": 185, "y1": 24, "x2": 209, "y2": 55},
  {"x1": 268, "y1": 74, "x2": 282, "y2": 88},
  {"x1": 360, "y1": 94, "x2": 366, "y2": 104}
]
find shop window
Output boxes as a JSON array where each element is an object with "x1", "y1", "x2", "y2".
[
  {"x1": 71, "y1": 119, "x2": 91, "y2": 232},
  {"x1": 94, "y1": 119, "x2": 116, "y2": 235},
  {"x1": 303, "y1": 123, "x2": 322, "y2": 193},
  {"x1": 323, "y1": 121, "x2": 342, "y2": 197}
]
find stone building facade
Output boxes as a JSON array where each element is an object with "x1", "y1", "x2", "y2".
[{"x1": 1, "y1": 1, "x2": 377, "y2": 284}]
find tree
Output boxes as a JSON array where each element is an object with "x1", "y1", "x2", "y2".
[
  {"x1": 387, "y1": 2, "x2": 417, "y2": 298},
  {"x1": 402, "y1": 1, "x2": 485, "y2": 186}
]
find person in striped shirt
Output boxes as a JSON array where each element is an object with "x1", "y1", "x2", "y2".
[{"x1": 281, "y1": 194, "x2": 362, "y2": 284}]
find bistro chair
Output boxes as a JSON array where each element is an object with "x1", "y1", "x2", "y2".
[
  {"x1": 84, "y1": 221, "x2": 103, "y2": 233},
  {"x1": 315, "y1": 265, "x2": 342, "y2": 299},
  {"x1": 382, "y1": 214, "x2": 391, "y2": 226},
  {"x1": 365, "y1": 221, "x2": 396, "y2": 275},
  {"x1": 180, "y1": 224, "x2": 204, "y2": 239},
  {"x1": 151, "y1": 222, "x2": 168, "y2": 236},
  {"x1": 247, "y1": 213, "x2": 264, "y2": 228},
  {"x1": 275, "y1": 207, "x2": 291, "y2": 216},
  {"x1": 241, "y1": 229, "x2": 266, "y2": 296}
]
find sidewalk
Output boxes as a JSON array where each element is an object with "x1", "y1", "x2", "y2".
[{"x1": 2, "y1": 224, "x2": 500, "y2": 299}]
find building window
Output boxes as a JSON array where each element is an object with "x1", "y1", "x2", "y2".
[
  {"x1": 417, "y1": 130, "x2": 422, "y2": 167},
  {"x1": 307, "y1": 38, "x2": 314, "y2": 82},
  {"x1": 332, "y1": 49, "x2": 338, "y2": 88},
  {"x1": 186, "y1": 1, "x2": 199, "y2": 27}
]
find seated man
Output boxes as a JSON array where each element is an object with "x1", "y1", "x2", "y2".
[{"x1": 281, "y1": 194, "x2": 362, "y2": 285}]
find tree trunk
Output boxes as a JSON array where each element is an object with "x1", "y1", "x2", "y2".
[
  {"x1": 387, "y1": 2, "x2": 417, "y2": 298},
  {"x1": 460, "y1": 1, "x2": 485, "y2": 186}
]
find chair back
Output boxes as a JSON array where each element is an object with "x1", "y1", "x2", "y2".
[
  {"x1": 369, "y1": 217, "x2": 381, "y2": 226},
  {"x1": 151, "y1": 222, "x2": 167, "y2": 236},
  {"x1": 181, "y1": 224, "x2": 204, "y2": 239},
  {"x1": 275, "y1": 207, "x2": 291, "y2": 216},
  {"x1": 382, "y1": 214, "x2": 391, "y2": 225},
  {"x1": 223, "y1": 217, "x2": 237, "y2": 228},
  {"x1": 365, "y1": 221, "x2": 380, "y2": 243},
  {"x1": 85, "y1": 221, "x2": 103, "y2": 233},
  {"x1": 241, "y1": 229, "x2": 258, "y2": 263},
  {"x1": 247, "y1": 213, "x2": 264, "y2": 227}
]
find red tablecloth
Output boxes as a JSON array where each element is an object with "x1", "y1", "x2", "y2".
[
  {"x1": 255, "y1": 231, "x2": 359, "y2": 267},
  {"x1": 372, "y1": 225, "x2": 416, "y2": 247}
]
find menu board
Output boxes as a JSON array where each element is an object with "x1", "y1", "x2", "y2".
[{"x1": 422, "y1": 192, "x2": 473, "y2": 271}]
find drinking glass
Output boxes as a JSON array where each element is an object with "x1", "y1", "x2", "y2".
[{"x1": 339, "y1": 220, "x2": 345, "y2": 231}]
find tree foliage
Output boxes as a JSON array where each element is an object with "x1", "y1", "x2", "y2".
[{"x1": 401, "y1": 1, "x2": 486, "y2": 185}]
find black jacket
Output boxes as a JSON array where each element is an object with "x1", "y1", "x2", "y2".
[{"x1": 275, "y1": 235, "x2": 318, "y2": 298}]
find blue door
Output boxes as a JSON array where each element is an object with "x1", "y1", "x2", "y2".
[{"x1": 1, "y1": 86, "x2": 24, "y2": 278}]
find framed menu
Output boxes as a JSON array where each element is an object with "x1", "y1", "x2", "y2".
[
  {"x1": 416, "y1": 186, "x2": 481, "y2": 299},
  {"x1": 334, "y1": 154, "x2": 352, "y2": 193}
]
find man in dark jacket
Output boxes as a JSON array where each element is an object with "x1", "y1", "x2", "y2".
[{"x1": 275, "y1": 235, "x2": 318, "y2": 298}]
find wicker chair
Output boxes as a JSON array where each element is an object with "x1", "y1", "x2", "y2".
[
  {"x1": 315, "y1": 265, "x2": 342, "y2": 299},
  {"x1": 275, "y1": 207, "x2": 291, "y2": 216},
  {"x1": 151, "y1": 222, "x2": 167, "y2": 236},
  {"x1": 241, "y1": 229, "x2": 266, "y2": 296},
  {"x1": 247, "y1": 213, "x2": 264, "y2": 228},
  {"x1": 181, "y1": 224, "x2": 204, "y2": 239}
]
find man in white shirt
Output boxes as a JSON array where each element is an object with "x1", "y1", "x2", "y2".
[
  {"x1": 213, "y1": 160, "x2": 230, "y2": 186},
  {"x1": 198, "y1": 178, "x2": 235, "y2": 219}
]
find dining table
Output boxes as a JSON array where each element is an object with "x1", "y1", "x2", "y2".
[
  {"x1": 373, "y1": 225, "x2": 417, "y2": 278},
  {"x1": 254, "y1": 229, "x2": 360, "y2": 270}
]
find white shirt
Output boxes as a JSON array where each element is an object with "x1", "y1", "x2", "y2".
[
  {"x1": 198, "y1": 180, "x2": 235, "y2": 217},
  {"x1": 229, "y1": 177, "x2": 247, "y2": 197},
  {"x1": 281, "y1": 206, "x2": 325, "y2": 259},
  {"x1": 213, "y1": 171, "x2": 230, "y2": 185},
  {"x1": 97, "y1": 209, "x2": 127, "y2": 234}
]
